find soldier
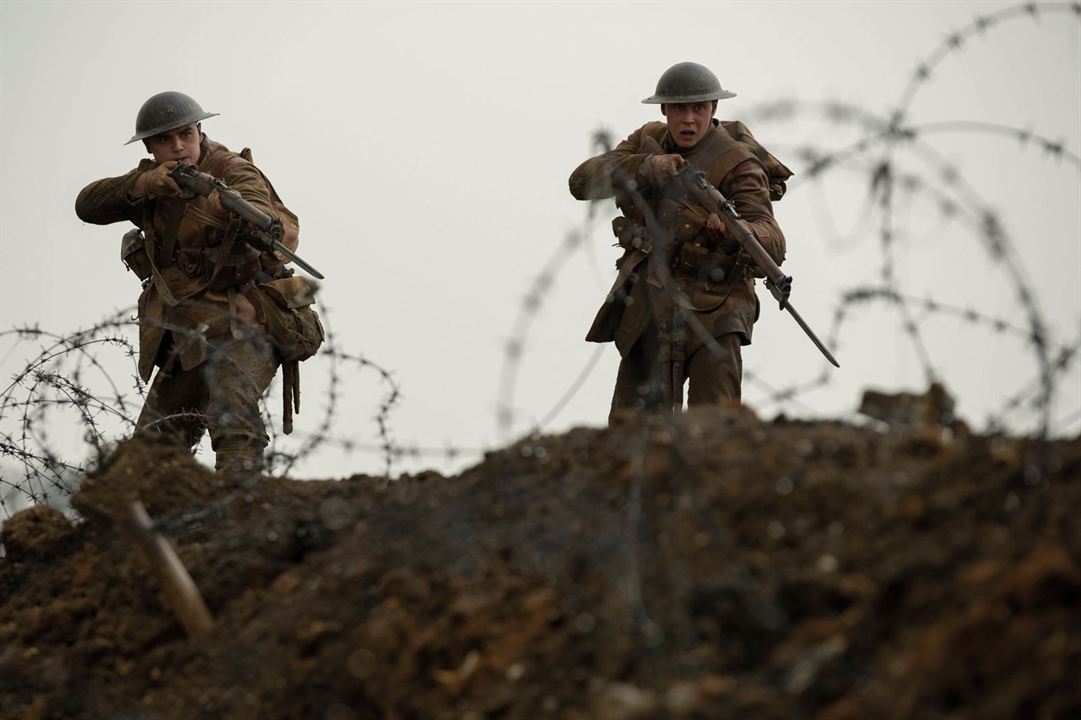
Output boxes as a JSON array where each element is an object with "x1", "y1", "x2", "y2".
[
  {"x1": 76, "y1": 91, "x2": 318, "y2": 472},
  {"x1": 569, "y1": 62, "x2": 793, "y2": 422}
]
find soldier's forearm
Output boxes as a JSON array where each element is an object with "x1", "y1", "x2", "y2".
[
  {"x1": 129, "y1": 171, "x2": 150, "y2": 199},
  {"x1": 743, "y1": 219, "x2": 786, "y2": 266},
  {"x1": 568, "y1": 152, "x2": 648, "y2": 201},
  {"x1": 75, "y1": 167, "x2": 146, "y2": 225},
  {"x1": 723, "y1": 162, "x2": 786, "y2": 266}
]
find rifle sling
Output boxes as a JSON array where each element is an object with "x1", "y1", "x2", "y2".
[{"x1": 156, "y1": 202, "x2": 185, "y2": 268}]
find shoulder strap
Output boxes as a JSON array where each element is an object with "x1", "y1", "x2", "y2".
[
  {"x1": 720, "y1": 121, "x2": 794, "y2": 201},
  {"x1": 640, "y1": 121, "x2": 668, "y2": 148},
  {"x1": 209, "y1": 151, "x2": 243, "y2": 180},
  {"x1": 686, "y1": 125, "x2": 758, "y2": 188}
]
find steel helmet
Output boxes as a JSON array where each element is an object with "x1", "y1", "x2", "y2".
[
  {"x1": 125, "y1": 91, "x2": 218, "y2": 145},
  {"x1": 641, "y1": 62, "x2": 736, "y2": 104}
]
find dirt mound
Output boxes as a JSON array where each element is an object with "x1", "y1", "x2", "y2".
[{"x1": 2, "y1": 409, "x2": 1079, "y2": 720}]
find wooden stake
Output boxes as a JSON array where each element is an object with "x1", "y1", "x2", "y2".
[{"x1": 126, "y1": 501, "x2": 214, "y2": 637}]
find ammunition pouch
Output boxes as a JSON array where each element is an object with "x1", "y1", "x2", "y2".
[
  {"x1": 614, "y1": 211, "x2": 736, "y2": 285},
  {"x1": 121, "y1": 228, "x2": 152, "y2": 281},
  {"x1": 673, "y1": 241, "x2": 734, "y2": 285},
  {"x1": 246, "y1": 276, "x2": 325, "y2": 363},
  {"x1": 612, "y1": 216, "x2": 651, "y2": 253}
]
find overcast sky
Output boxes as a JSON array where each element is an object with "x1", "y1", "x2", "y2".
[{"x1": 2, "y1": 1, "x2": 1078, "y2": 478}]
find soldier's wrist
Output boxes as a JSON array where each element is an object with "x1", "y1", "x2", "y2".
[
  {"x1": 633, "y1": 157, "x2": 653, "y2": 190},
  {"x1": 129, "y1": 171, "x2": 150, "y2": 200}
]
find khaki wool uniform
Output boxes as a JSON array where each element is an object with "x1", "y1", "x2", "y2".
[
  {"x1": 75, "y1": 135, "x2": 285, "y2": 471},
  {"x1": 568, "y1": 119, "x2": 790, "y2": 421}
]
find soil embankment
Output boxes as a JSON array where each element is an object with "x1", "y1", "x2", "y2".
[{"x1": 2, "y1": 407, "x2": 1079, "y2": 719}]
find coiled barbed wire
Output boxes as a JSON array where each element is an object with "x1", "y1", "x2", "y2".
[{"x1": 0, "y1": 301, "x2": 402, "y2": 518}]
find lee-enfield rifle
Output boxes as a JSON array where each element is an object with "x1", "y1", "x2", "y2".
[
  {"x1": 674, "y1": 162, "x2": 840, "y2": 368},
  {"x1": 169, "y1": 163, "x2": 325, "y2": 280}
]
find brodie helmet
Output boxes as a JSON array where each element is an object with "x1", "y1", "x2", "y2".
[
  {"x1": 125, "y1": 91, "x2": 218, "y2": 145},
  {"x1": 641, "y1": 62, "x2": 736, "y2": 104}
]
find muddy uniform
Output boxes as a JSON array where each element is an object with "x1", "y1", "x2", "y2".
[
  {"x1": 569, "y1": 119, "x2": 790, "y2": 420},
  {"x1": 76, "y1": 136, "x2": 284, "y2": 470}
]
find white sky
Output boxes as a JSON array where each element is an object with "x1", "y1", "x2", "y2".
[{"x1": 1, "y1": 1, "x2": 1079, "y2": 478}]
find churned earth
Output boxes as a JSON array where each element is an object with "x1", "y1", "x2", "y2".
[{"x1": 1, "y1": 406, "x2": 1079, "y2": 720}]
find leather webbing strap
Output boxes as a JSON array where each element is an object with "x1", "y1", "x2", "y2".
[
  {"x1": 144, "y1": 209, "x2": 241, "y2": 308},
  {"x1": 157, "y1": 201, "x2": 185, "y2": 268}
]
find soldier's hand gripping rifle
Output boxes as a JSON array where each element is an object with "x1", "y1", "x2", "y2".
[
  {"x1": 169, "y1": 163, "x2": 325, "y2": 280},
  {"x1": 674, "y1": 163, "x2": 839, "y2": 368}
]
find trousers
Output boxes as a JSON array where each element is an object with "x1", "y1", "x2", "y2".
[
  {"x1": 609, "y1": 321, "x2": 742, "y2": 424},
  {"x1": 135, "y1": 332, "x2": 278, "y2": 472}
]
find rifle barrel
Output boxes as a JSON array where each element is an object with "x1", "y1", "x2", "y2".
[{"x1": 218, "y1": 190, "x2": 274, "y2": 232}]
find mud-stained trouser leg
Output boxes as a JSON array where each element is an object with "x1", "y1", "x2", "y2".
[
  {"x1": 202, "y1": 335, "x2": 278, "y2": 473},
  {"x1": 135, "y1": 357, "x2": 210, "y2": 449},
  {"x1": 609, "y1": 322, "x2": 663, "y2": 424},
  {"x1": 686, "y1": 332, "x2": 743, "y2": 405}
]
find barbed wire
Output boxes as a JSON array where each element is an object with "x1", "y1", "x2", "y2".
[
  {"x1": 894, "y1": 2, "x2": 1081, "y2": 122},
  {"x1": 0, "y1": 313, "x2": 142, "y2": 515},
  {"x1": 494, "y1": 129, "x2": 618, "y2": 440},
  {"x1": 877, "y1": 1, "x2": 1079, "y2": 433},
  {"x1": 0, "y1": 300, "x2": 403, "y2": 519}
]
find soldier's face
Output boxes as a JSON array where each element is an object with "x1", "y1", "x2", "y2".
[
  {"x1": 662, "y1": 101, "x2": 717, "y2": 149},
  {"x1": 144, "y1": 123, "x2": 202, "y2": 165}
]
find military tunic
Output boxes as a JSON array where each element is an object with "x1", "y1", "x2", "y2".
[
  {"x1": 568, "y1": 119, "x2": 790, "y2": 419},
  {"x1": 75, "y1": 136, "x2": 283, "y2": 470}
]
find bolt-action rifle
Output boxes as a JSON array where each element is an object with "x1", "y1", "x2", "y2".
[
  {"x1": 674, "y1": 163, "x2": 839, "y2": 368},
  {"x1": 169, "y1": 163, "x2": 325, "y2": 280}
]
